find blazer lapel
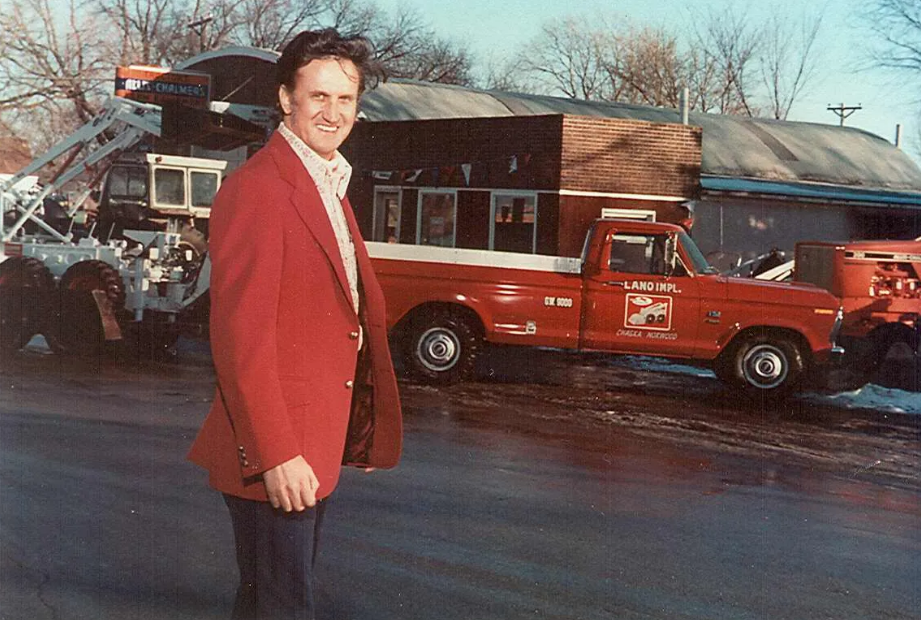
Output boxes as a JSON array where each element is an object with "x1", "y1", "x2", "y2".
[{"x1": 268, "y1": 132, "x2": 356, "y2": 311}]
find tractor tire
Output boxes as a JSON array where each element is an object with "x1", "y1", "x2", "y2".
[
  {"x1": 404, "y1": 311, "x2": 480, "y2": 384},
  {"x1": 720, "y1": 334, "x2": 804, "y2": 397},
  {"x1": 0, "y1": 257, "x2": 55, "y2": 354},
  {"x1": 48, "y1": 260, "x2": 124, "y2": 357}
]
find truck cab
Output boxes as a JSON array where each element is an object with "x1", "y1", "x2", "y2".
[{"x1": 578, "y1": 220, "x2": 843, "y2": 391}]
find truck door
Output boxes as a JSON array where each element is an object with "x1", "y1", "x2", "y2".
[{"x1": 581, "y1": 231, "x2": 700, "y2": 357}]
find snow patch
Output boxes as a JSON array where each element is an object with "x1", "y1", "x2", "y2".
[
  {"x1": 611, "y1": 355, "x2": 921, "y2": 415},
  {"x1": 803, "y1": 384, "x2": 921, "y2": 415},
  {"x1": 614, "y1": 355, "x2": 716, "y2": 378}
]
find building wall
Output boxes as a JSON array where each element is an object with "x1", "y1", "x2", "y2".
[
  {"x1": 692, "y1": 194, "x2": 921, "y2": 270},
  {"x1": 560, "y1": 117, "x2": 701, "y2": 199}
]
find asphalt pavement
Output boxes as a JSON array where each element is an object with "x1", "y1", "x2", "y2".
[{"x1": 0, "y1": 346, "x2": 918, "y2": 619}]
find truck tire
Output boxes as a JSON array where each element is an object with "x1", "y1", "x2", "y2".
[
  {"x1": 404, "y1": 311, "x2": 480, "y2": 384},
  {"x1": 0, "y1": 257, "x2": 55, "y2": 353},
  {"x1": 865, "y1": 325, "x2": 920, "y2": 389},
  {"x1": 722, "y1": 334, "x2": 804, "y2": 395},
  {"x1": 48, "y1": 260, "x2": 124, "y2": 357}
]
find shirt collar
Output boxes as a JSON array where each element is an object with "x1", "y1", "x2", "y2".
[{"x1": 278, "y1": 122, "x2": 352, "y2": 200}]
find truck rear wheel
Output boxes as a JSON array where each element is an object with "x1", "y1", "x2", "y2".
[
  {"x1": 0, "y1": 257, "x2": 55, "y2": 353},
  {"x1": 48, "y1": 260, "x2": 124, "y2": 357},
  {"x1": 722, "y1": 335, "x2": 804, "y2": 395},
  {"x1": 404, "y1": 311, "x2": 480, "y2": 384}
]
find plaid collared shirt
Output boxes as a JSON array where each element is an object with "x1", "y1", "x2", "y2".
[{"x1": 278, "y1": 122, "x2": 359, "y2": 317}]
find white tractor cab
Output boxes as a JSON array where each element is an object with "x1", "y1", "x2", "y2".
[{"x1": 96, "y1": 152, "x2": 226, "y2": 254}]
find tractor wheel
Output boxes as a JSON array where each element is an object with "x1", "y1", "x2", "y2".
[
  {"x1": 0, "y1": 257, "x2": 55, "y2": 354},
  {"x1": 48, "y1": 260, "x2": 124, "y2": 357},
  {"x1": 403, "y1": 310, "x2": 481, "y2": 384}
]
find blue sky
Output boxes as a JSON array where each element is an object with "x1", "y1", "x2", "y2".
[{"x1": 378, "y1": 0, "x2": 920, "y2": 162}]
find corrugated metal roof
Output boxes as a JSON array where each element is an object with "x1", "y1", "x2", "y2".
[{"x1": 361, "y1": 79, "x2": 921, "y2": 192}]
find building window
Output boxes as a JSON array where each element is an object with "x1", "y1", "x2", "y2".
[
  {"x1": 491, "y1": 193, "x2": 537, "y2": 253},
  {"x1": 417, "y1": 190, "x2": 456, "y2": 247},
  {"x1": 372, "y1": 188, "x2": 401, "y2": 242}
]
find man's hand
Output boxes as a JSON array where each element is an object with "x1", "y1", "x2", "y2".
[{"x1": 263, "y1": 455, "x2": 319, "y2": 512}]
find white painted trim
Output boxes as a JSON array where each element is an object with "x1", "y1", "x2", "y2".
[
  {"x1": 367, "y1": 241, "x2": 582, "y2": 274},
  {"x1": 601, "y1": 207, "x2": 656, "y2": 221},
  {"x1": 558, "y1": 189, "x2": 688, "y2": 202},
  {"x1": 384, "y1": 185, "x2": 688, "y2": 202}
]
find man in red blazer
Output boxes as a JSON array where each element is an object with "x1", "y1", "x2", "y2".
[{"x1": 188, "y1": 29, "x2": 402, "y2": 619}]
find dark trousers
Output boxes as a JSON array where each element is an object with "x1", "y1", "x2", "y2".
[{"x1": 223, "y1": 494, "x2": 329, "y2": 620}]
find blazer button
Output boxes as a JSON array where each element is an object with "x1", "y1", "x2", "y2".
[
  {"x1": 345, "y1": 380, "x2": 354, "y2": 388},
  {"x1": 349, "y1": 331, "x2": 359, "y2": 340}
]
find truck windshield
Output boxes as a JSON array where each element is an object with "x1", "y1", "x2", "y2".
[{"x1": 679, "y1": 231, "x2": 718, "y2": 274}]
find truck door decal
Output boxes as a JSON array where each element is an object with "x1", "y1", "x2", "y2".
[{"x1": 624, "y1": 294, "x2": 673, "y2": 331}]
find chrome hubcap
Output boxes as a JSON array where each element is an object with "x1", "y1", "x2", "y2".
[
  {"x1": 742, "y1": 344, "x2": 788, "y2": 389},
  {"x1": 417, "y1": 327, "x2": 460, "y2": 372}
]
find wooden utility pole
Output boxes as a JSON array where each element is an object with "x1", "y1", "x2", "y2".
[
  {"x1": 826, "y1": 103, "x2": 862, "y2": 126},
  {"x1": 188, "y1": 15, "x2": 213, "y2": 53}
]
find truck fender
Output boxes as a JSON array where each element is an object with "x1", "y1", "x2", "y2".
[{"x1": 391, "y1": 296, "x2": 491, "y2": 342}]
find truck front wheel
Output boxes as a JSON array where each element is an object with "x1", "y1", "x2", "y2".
[
  {"x1": 722, "y1": 335, "x2": 804, "y2": 395},
  {"x1": 404, "y1": 312, "x2": 480, "y2": 384}
]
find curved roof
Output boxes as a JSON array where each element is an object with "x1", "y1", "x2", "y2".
[{"x1": 177, "y1": 47, "x2": 921, "y2": 191}]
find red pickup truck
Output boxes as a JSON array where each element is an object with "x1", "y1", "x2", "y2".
[{"x1": 369, "y1": 219, "x2": 844, "y2": 395}]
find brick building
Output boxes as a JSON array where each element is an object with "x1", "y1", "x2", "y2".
[
  {"x1": 342, "y1": 115, "x2": 700, "y2": 257},
  {"x1": 177, "y1": 48, "x2": 921, "y2": 263}
]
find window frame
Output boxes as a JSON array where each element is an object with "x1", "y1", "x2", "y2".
[
  {"x1": 416, "y1": 189, "x2": 458, "y2": 247},
  {"x1": 489, "y1": 191, "x2": 538, "y2": 253},
  {"x1": 371, "y1": 186, "x2": 403, "y2": 243}
]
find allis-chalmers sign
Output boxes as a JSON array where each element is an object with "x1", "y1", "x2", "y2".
[{"x1": 114, "y1": 65, "x2": 211, "y2": 108}]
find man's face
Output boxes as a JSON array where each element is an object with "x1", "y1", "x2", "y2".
[{"x1": 279, "y1": 57, "x2": 360, "y2": 160}]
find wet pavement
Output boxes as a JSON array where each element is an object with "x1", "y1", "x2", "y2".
[{"x1": 0, "y1": 342, "x2": 918, "y2": 619}]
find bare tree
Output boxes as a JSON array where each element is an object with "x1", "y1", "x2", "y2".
[
  {"x1": 604, "y1": 27, "x2": 686, "y2": 107},
  {"x1": 690, "y1": 7, "x2": 762, "y2": 116},
  {"x1": 0, "y1": 0, "x2": 479, "y2": 155},
  {"x1": 759, "y1": 11, "x2": 823, "y2": 119},
  {"x1": 520, "y1": 16, "x2": 607, "y2": 100},
  {"x1": 95, "y1": 0, "x2": 178, "y2": 65},
  {"x1": 235, "y1": 0, "x2": 327, "y2": 50},
  {"x1": 0, "y1": 0, "x2": 109, "y2": 135},
  {"x1": 866, "y1": 0, "x2": 921, "y2": 73},
  {"x1": 518, "y1": 9, "x2": 823, "y2": 119},
  {"x1": 479, "y1": 55, "x2": 532, "y2": 92}
]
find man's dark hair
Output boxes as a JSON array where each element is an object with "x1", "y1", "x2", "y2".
[{"x1": 276, "y1": 28, "x2": 382, "y2": 95}]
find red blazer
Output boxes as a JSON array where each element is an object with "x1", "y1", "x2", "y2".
[{"x1": 188, "y1": 132, "x2": 402, "y2": 502}]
